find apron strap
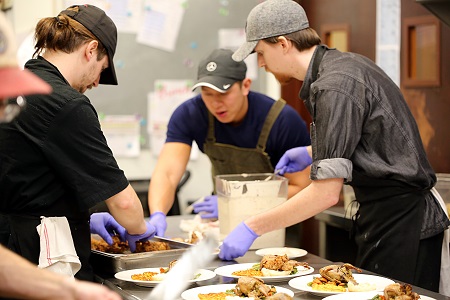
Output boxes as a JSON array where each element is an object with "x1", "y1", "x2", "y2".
[
  {"x1": 256, "y1": 99, "x2": 286, "y2": 151},
  {"x1": 206, "y1": 112, "x2": 216, "y2": 143}
]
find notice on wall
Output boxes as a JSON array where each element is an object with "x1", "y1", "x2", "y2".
[
  {"x1": 136, "y1": 0, "x2": 185, "y2": 52},
  {"x1": 148, "y1": 79, "x2": 195, "y2": 158},
  {"x1": 100, "y1": 115, "x2": 141, "y2": 158}
]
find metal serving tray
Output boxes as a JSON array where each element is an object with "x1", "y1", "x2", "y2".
[{"x1": 90, "y1": 236, "x2": 192, "y2": 275}]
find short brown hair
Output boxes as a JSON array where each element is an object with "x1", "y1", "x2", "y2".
[
  {"x1": 263, "y1": 28, "x2": 321, "y2": 52},
  {"x1": 33, "y1": 6, "x2": 106, "y2": 61}
]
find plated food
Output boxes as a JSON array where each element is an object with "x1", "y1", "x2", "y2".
[
  {"x1": 322, "y1": 283, "x2": 434, "y2": 300},
  {"x1": 255, "y1": 247, "x2": 308, "y2": 259},
  {"x1": 115, "y1": 260, "x2": 216, "y2": 288},
  {"x1": 214, "y1": 254, "x2": 314, "y2": 283},
  {"x1": 181, "y1": 276, "x2": 294, "y2": 300},
  {"x1": 288, "y1": 273, "x2": 395, "y2": 296}
]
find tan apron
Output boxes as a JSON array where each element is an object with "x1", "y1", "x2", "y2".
[{"x1": 204, "y1": 99, "x2": 286, "y2": 191}]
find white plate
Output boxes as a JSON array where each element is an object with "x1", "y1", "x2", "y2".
[
  {"x1": 322, "y1": 291, "x2": 436, "y2": 300},
  {"x1": 255, "y1": 247, "x2": 308, "y2": 259},
  {"x1": 288, "y1": 273, "x2": 395, "y2": 296},
  {"x1": 214, "y1": 262, "x2": 314, "y2": 283},
  {"x1": 114, "y1": 268, "x2": 215, "y2": 287},
  {"x1": 181, "y1": 283, "x2": 294, "y2": 300}
]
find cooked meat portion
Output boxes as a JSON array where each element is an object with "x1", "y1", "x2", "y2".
[
  {"x1": 384, "y1": 283, "x2": 420, "y2": 300},
  {"x1": 135, "y1": 240, "x2": 170, "y2": 252},
  {"x1": 234, "y1": 276, "x2": 276, "y2": 299},
  {"x1": 266, "y1": 293, "x2": 293, "y2": 300},
  {"x1": 260, "y1": 254, "x2": 307, "y2": 272},
  {"x1": 91, "y1": 235, "x2": 170, "y2": 254},
  {"x1": 91, "y1": 235, "x2": 128, "y2": 254}
]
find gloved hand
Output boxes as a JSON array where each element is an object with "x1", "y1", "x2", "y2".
[
  {"x1": 218, "y1": 222, "x2": 259, "y2": 261},
  {"x1": 89, "y1": 212, "x2": 126, "y2": 245},
  {"x1": 125, "y1": 221, "x2": 156, "y2": 252},
  {"x1": 149, "y1": 211, "x2": 167, "y2": 237},
  {"x1": 193, "y1": 195, "x2": 218, "y2": 219},
  {"x1": 275, "y1": 146, "x2": 312, "y2": 175}
]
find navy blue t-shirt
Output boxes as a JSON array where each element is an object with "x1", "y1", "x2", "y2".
[{"x1": 166, "y1": 91, "x2": 311, "y2": 167}]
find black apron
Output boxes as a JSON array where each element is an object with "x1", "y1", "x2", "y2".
[
  {"x1": 308, "y1": 45, "x2": 427, "y2": 283},
  {"x1": 204, "y1": 99, "x2": 286, "y2": 190},
  {"x1": 351, "y1": 175, "x2": 426, "y2": 284}
]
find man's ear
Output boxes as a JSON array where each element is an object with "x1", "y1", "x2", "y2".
[
  {"x1": 241, "y1": 78, "x2": 252, "y2": 96},
  {"x1": 277, "y1": 36, "x2": 291, "y2": 53},
  {"x1": 85, "y1": 40, "x2": 99, "y2": 61}
]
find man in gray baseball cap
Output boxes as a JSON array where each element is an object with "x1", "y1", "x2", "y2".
[
  {"x1": 232, "y1": 0, "x2": 309, "y2": 62},
  {"x1": 221, "y1": 0, "x2": 450, "y2": 296}
]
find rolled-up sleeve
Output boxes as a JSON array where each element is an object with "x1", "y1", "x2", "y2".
[{"x1": 311, "y1": 158, "x2": 352, "y2": 182}]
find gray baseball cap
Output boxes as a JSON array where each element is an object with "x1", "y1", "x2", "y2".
[
  {"x1": 232, "y1": 0, "x2": 309, "y2": 62},
  {"x1": 192, "y1": 49, "x2": 247, "y2": 93}
]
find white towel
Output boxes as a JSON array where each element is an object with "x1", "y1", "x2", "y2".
[
  {"x1": 431, "y1": 188, "x2": 450, "y2": 296},
  {"x1": 36, "y1": 216, "x2": 81, "y2": 277}
]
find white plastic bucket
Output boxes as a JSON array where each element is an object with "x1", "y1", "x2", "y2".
[{"x1": 215, "y1": 173, "x2": 288, "y2": 249}]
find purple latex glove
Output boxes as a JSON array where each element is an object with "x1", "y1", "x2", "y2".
[
  {"x1": 193, "y1": 195, "x2": 218, "y2": 219},
  {"x1": 275, "y1": 146, "x2": 312, "y2": 175},
  {"x1": 125, "y1": 221, "x2": 157, "y2": 252},
  {"x1": 89, "y1": 212, "x2": 126, "y2": 245},
  {"x1": 149, "y1": 211, "x2": 167, "y2": 237},
  {"x1": 218, "y1": 222, "x2": 259, "y2": 261}
]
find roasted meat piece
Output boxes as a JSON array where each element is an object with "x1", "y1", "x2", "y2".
[
  {"x1": 260, "y1": 254, "x2": 306, "y2": 272},
  {"x1": 91, "y1": 235, "x2": 170, "y2": 254},
  {"x1": 234, "y1": 276, "x2": 275, "y2": 299},
  {"x1": 319, "y1": 263, "x2": 362, "y2": 284},
  {"x1": 384, "y1": 283, "x2": 420, "y2": 300},
  {"x1": 135, "y1": 240, "x2": 170, "y2": 252}
]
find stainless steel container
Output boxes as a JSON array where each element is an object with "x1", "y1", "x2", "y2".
[{"x1": 90, "y1": 236, "x2": 192, "y2": 274}]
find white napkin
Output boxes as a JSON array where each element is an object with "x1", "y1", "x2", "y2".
[
  {"x1": 431, "y1": 188, "x2": 450, "y2": 297},
  {"x1": 36, "y1": 216, "x2": 81, "y2": 277}
]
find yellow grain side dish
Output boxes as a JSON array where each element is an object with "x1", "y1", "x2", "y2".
[
  {"x1": 198, "y1": 292, "x2": 230, "y2": 300},
  {"x1": 231, "y1": 269, "x2": 263, "y2": 277},
  {"x1": 311, "y1": 283, "x2": 346, "y2": 292},
  {"x1": 131, "y1": 271, "x2": 159, "y2": 281}
]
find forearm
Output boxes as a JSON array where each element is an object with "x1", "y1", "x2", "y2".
[
  {"x1": 246, "y1": 178, "x2": 343, "y2": 235},
  {"x1": 0, "y1": 246, "x2": 72, "y2": 299},
  {"x1": 106, "y1": 184, "x2": 147, "y2": 235},
  {"x1": 285, "y1": 167, "x2": 312, "y2": 198},
  {"x1": 148, "y1": 142, "x2": 191, "y2": 214},
  {"x1": 148, "y1": 174, "x2": 177, "y2": 214}
]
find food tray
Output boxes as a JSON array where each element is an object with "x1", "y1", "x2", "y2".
[{"x1": 90, "y1": 236, "x2": 192, "y2": 274}]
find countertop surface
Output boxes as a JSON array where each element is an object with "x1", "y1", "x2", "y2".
[{"x1": 94, "y1": 215, "x2": 450, "y2": 300}]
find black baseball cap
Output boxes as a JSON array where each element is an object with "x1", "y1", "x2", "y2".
[
  {"x1": 192, "y1": 49, "x2": 247, "y2": 93},
  {"x1": 60, "y1": 4, "x2": 118, "y2": 85}
]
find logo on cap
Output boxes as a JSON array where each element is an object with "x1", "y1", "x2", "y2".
[
  {"x1": 206, "y1": 62, "x2": 217, "y2": 72},
  {"x1": 223, "y1": 84, "x2": 231, "y2": 89}
]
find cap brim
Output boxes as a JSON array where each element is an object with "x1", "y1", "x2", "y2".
[
  {"x1": 0, "y1": 67, "x2": 52, "y2": 99},
  {"x1": 99, "y1": 52, "x2": 118, "y2": 85},
  {"x1": 192, "y1": 76, "x2": 237, "y2": 93},
  {"x1": 232, "y1": 41, "x2": 258, "y2": 62}
]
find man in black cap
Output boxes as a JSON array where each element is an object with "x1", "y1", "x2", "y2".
[
  {"x1": 0, "y1": 5, "x2": 155, "y2": 281},
  {"x1": 147, "y1": 48, "x2": 311, "y2": 237}
]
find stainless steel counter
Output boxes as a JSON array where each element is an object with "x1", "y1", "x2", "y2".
[{"x1": 94, "y1": 215, "x2": 450, "y2": 300}]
